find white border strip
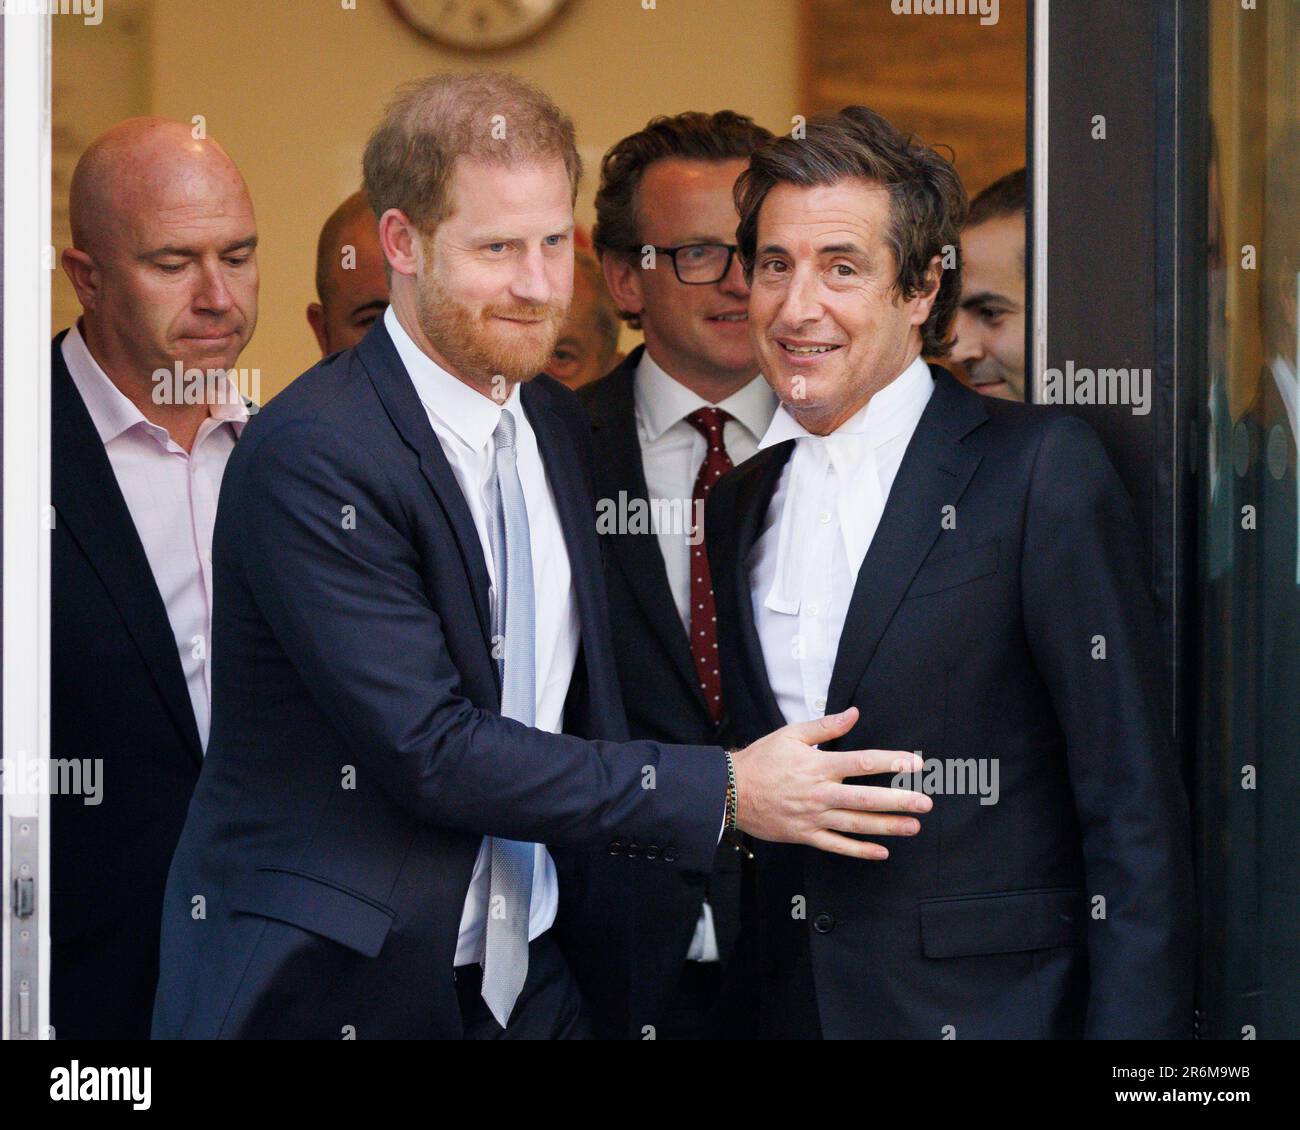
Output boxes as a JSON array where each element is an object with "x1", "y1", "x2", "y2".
[
  {"x1": 1032, "y1": 0, "x2": 1049, "y2": 402},
  {"x1": 3, "y1": 9, "x2": 53, "y2": 1040}
]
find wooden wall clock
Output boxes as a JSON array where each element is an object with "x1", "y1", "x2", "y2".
[{"x1": 388, "y1": 0, "x2": 570, "y2": 52}]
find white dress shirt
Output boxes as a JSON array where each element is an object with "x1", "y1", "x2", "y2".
[
  {"x1": 635, "y1": 349, "x2": 777, "y2": 628},
  {"x1": 633, "y1": 348, "x2": 776, "y2": 962},
  {"x1": 384, "y1": 306, "x2": 576, "y2": 966},
  {"x1": 749, "y1": 354, "x2": 933, "y2": 726},
  {"x1": 61, "y1": 323, "x2": 247, "y2": 751}
]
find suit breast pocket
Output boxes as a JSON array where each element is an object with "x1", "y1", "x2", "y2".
[{"x1": 907, "y1": 539, "x2": 999, "y2": 598}]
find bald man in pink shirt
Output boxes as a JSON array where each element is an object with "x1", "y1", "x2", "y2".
[{"x1": 51, "y1": 117, "x2": 258, "y2": 1038}]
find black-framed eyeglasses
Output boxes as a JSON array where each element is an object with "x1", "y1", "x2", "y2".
[{"x1": 643, "y1": 243, "x2": 741, "y2": 285}]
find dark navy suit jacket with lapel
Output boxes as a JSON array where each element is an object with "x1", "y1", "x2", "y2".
[
  {"x1": 572, "y1": 348, "x2": 748, "y2": 1033},
  {"x1": 152, "y1": 320, "x2": 726, "y2": 1039},
  {"x1": 707, "y1": 365, "x2": 1195, "y2": 1039},
  {"x1": 50, "y1": 331, "x2": 206, "y2": 1040}
]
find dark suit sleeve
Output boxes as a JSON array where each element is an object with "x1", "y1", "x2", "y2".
[
  {"x1": 237, "y1": 416, "x2": 726, "y2": 874},
  {"x1": 1020, "y1": 415, "x2": 1195, "y2": 1038}
]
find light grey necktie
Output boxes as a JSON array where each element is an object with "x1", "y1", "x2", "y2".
[{"x1": 481, "y1": 407, "x2": 536, "y2": 1028}]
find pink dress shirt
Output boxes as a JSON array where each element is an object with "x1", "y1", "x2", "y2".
[{"x1": 60, "y1": 324, "x2": 248, "y2": 750}]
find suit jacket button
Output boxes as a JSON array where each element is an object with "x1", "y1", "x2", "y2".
[
  {"x1": 645, "y1": 844, "x2": 660, "y2": 859},
  {"x1": 626, "y1": 842, "x2": 641, "y2": 858},
  {"x1": 663, "y1": 846, "x2": 678, "y2": 863},
  {"x1": 607, "y1": 840, "x2": 624, "y2": 856},
  {"x1": 813, "y1": 912, "x2": 835, "y2": 934}
]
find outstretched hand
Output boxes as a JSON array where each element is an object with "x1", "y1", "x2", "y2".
[{"x1": 731, "y1": 707, "x2": 931, "y2": 860}]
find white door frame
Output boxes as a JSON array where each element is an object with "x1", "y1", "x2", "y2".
[{"x1": 3, "y1": 7, "x2": 53, "y2": 1041}]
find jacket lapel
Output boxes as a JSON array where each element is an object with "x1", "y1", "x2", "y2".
[
  {"x1": 521, "y1": 380, "x2": 611, "y2": 684},
  {"x1": 584, "y1": 350, "x2": 710, "y2": 716},
  {"x1": 824, "y1": 367, "x2": 986, "y2": 716},
  {"x1": 50, "y1": 333, "x2": 204, "y2": 767},
  {"x1": 355, "y1": 320, "x2": 495, "y2": 659},
  {"x1": 726, "y1": 441, "x2": 795, "y2": 736}
]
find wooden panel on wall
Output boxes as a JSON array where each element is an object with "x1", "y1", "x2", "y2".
[{"x1": 803, "y1": 0, "x2": 1027, "y2": 199}]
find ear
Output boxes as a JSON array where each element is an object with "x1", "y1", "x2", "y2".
[
  {"x1": 377, "y1": 208, "x2": 422, "y2": 278},
  {"x1": 601, "y1": 252, "x2": 645, "y2": 325},
  {"x1": 306, "y1": 303, "x2": 329, "y2": 357},
  {"x1": 909, "y1": 253, "x2": 944, "y2": 327},
  {"x1": 61, "y1": 248, "x2": 100, "y2": 311}
]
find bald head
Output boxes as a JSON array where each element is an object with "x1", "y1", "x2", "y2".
[
  {"x1": 70, "y1": 118, "x2": 250, "y2": 260},
  {"x1": 63, "y1": 116, "x2": 258, "y2": 391},
  {"x1": 315, "y1": 191, "x2": 376, "y2": 302},
  {"x1": 307, "y1": 190, "x2": 389, "y2": 356}
]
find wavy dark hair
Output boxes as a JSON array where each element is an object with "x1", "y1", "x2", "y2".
[
  {"x1": 593, "y1": 110, "x2": 773, "y2": 329},
  {"x1": 734, "y1": 106, "x2": 967, "y2": 357}
]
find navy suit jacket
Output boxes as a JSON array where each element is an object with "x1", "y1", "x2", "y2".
[
  {"x1": 152, "y1": 320, "x2": 726, "y2": 1039},
  {"x1": 50, "y1": 331, "x2": 206, "y2": 1040},
  {"x1": 707, "y1": 366, "x2": 1195, "y2": 1039},
  {"x1": 571, "y1": 350, "x2": 748, "y2": 1034}
]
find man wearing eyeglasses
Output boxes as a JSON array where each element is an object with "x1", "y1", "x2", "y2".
[{"x1": 569, "y1": 112, "x2": 777, "y2": 1039}]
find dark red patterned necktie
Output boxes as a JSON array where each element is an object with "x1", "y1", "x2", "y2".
[{"x1": 686, "y1": 407, "x2": 734, "y2": 724}]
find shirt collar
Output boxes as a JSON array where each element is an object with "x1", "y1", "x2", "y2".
[
  {"x1": 62, "y1": 321, "x2": 248, "y2": 446},
  {"x1": 384, "y1": 305, "x2": 520, "y2": 454},
  {"x1": 757, "y1": 353, "x2": 933, "y2": 451},
  {"x1": 633, "y1": 347, "x2": 776, "y2": 445}
]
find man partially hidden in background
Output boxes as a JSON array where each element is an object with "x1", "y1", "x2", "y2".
[
  {"x1": 950, "y1": 167, "x2": 1026, "y2": 401},
  {"x1": 543, "y1": 247, "x2": 621, "y2": 389},
  {"x1": 708, "y1": 109, "x2": 1194, "y2": 1038},
  {"x1": 307, "y1": 189, "x2": 390, "y2": 356},
  {"x1": 576, "y1": 111, "x2": 777, "y2": 1038}
]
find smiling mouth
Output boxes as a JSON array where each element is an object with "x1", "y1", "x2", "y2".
[
  {"x1": 708, "y1": 313, "x2": 747, "y2": 323},
  {"x1": 778, "y1": 342, "x2": 842, "y2": 356}
]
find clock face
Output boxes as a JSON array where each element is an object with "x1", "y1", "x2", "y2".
[{"x1": 389, "y1": 0, "x2": 569, "y2": 51}]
